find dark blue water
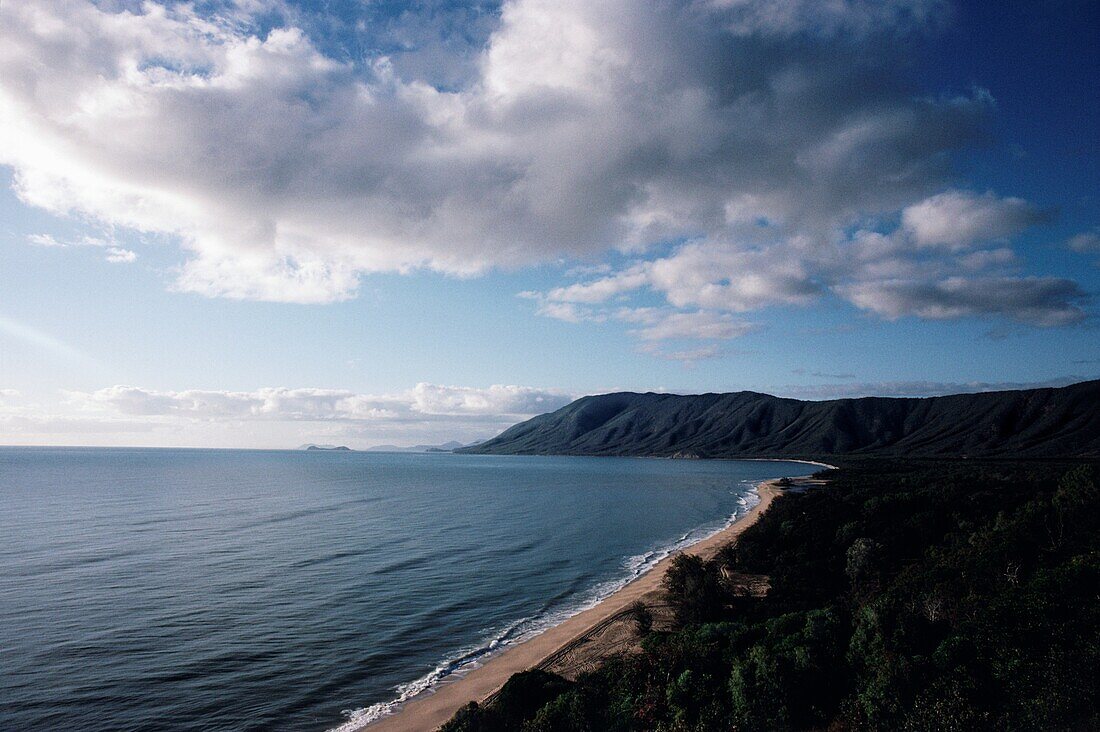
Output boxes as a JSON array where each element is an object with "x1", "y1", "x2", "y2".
[{"x1": 0, "y1": 448, "x2": 810, "y2": 731}]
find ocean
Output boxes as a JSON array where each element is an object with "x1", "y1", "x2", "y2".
[{"x1": 0, "y1": 448, "x2": 811, "y2": 731}]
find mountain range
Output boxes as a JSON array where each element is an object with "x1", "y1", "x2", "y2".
[{"x1": 460, "y1": 380, "x2": 1100, "y2": 459}]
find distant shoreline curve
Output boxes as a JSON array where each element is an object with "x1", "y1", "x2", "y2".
[
  {"x1": 744, "y1": 457, "x2": 839, "y2": 470},
  {"x1": 355, "y1": 459, "x2": 824, "y2": 732}
]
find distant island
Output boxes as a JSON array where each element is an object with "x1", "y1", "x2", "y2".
[
  {"x1": 301, "y1": 444, "x2": 352, "y2": 451},
  {"x1": 461, "y1": 379, "x2": 1100, "y2": 460}
]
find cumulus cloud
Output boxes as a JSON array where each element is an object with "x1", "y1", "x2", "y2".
[
  {"x1": 2, "y1": 0, "x2": 994, "y2": 305},
  {"x1": 901, "y1": 190, "x2": 1045, "y2": 250},
  {"x1": 2, "y1": 0, "x2": 1087, "y2": 340},
  {"x1": 525, "y1": 183, "x2": 1084, "y2": 335},
  {"x1": 647, "y1": 243, "x2": 824, "y2": 312}
]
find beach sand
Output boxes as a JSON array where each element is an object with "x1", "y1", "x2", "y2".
[{"x1": 363, "y1": 473, "x2": 820, "y2": 732}]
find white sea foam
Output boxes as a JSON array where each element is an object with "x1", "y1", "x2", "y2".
[{"x1": 328, "y1": 478, "x2": 763, "y2": 731}]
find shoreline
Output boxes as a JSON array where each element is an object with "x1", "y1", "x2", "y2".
[
  {"x1": 743, "y1": 457, "x2": 838, "y2": 470},
  {"x1": 358, "y1": 468, "x2": 815, "y2": 732}
]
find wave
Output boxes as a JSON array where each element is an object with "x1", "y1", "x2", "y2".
[
  {"x1": 327, "y1": 615, "x2": 537, "y2": 731},
  {"x1": 329, "y1": 479, "x2": 762, "y2": 731}
]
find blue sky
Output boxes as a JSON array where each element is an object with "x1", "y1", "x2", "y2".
[{"x1": 0, "y1": 0, "x2": 1097, "y2": 447}]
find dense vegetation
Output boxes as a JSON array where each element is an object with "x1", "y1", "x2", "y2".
[
  {"x1": 443, "y1": 460, "x2": 1099, "y2": 731},
  {"x1": 461, "y1": 381, "x2": 1100, "y2": 459}
]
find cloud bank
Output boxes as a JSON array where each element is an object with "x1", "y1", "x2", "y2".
[
  {"x1": 69, "y1": 383, "x2": 573, "y2": 422},
  {"x1": 0, "y1": 383, "x2": 576, "y2": 447}
]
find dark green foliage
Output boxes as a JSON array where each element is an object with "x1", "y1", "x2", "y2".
[
  {"x1": 662, "y1": 554, "x2": 725, "y2": 625},
  {"x1": 440, "y1": 671, "x2": 574, "y2": 732},
  {"x1": 627, "y1": 600, "x2": 653, "y2": 636},
  {"x1": 441, "y1": 702, "x2": 485, "y2": 732},
  {"x1": 446, "y1": 461, "x2": 1100, "y2": 730},
  {"x1": 523, "y1": 689, "x2": 598, "y2": 732},
  {"x1": 460, "y1": 380, "x2": 1100, "y2": 459},
  {"x1": 728, "y1": 606, "x2": 849, "y2": 729}
]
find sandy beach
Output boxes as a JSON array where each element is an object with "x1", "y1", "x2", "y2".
[{"x1": 365, "y1": 469, "x2": 827, "y2": 732}]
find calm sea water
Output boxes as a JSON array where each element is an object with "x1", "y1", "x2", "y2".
[{"x1": 0, "y1": 448, "x2": 810, "y2": 731}]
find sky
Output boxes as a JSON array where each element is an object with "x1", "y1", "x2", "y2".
[{"x1": 0, "y1": 0, "x2": 1098, "y2": 448}]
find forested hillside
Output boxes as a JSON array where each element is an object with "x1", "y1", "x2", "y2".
[
  {"x1": 444, "y1": 460, "x2": 1100, "y2": 731},
  {"x1": 462, "y1": 381, "x2": 1100, "y2": 459}
]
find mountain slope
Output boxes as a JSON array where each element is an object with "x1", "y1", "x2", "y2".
[{"x1": 460, "y1": 380, "x2": 1100, "y2": 459}]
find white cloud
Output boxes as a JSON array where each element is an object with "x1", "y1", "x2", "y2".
[
  {"x1": 68, "y1": 383, "x2": 575, "y2": 422},
  {"x1": 3, "y1": 0, "x2": 1086, "y2": 340},
  {"x1": 405, "y1": 382, "x2": 575, "y2": 417},
  {"x1": 27, "y1": 233, "x2": 64, "y2": 248},
  {"x1": 535, "y1": 299, "x2": 607, "y2": 324},
  {"x1": 540, "y1": 242, "x2": 822, "y2": 313},
  {"x1": 105, "y1": 247, "x2": 138, "y2": 263},
  {"x1": 26, "y1": 232, "x2": 138, "y2": 263},
  {"x1": 901, "y1": 190, "x2": 1044, "y2": 250},
  {"x1": 546, "y1": 267, "x2": 650, "y2": 304},
  {"x1": 0, "y1": 382, "x2": 578, "y2": 447},
  {"x1": 616, "y1": 307, "x2": 755, "y2": 341},
  {"x1": 645, "y1": 242, "x2": 822, "y2": 312},
  {"x1": 1, "y1": 0, "x2": 995, "y2": 304},
  {"x1": 525, "y1": 185, "x2": 1083, "y2": 334}
]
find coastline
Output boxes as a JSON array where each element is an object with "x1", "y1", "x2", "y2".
[
  {"x1": 743, "y1": 457, "x2": 838, "y2": 470},
  {"x1": 359, "y1": 469, "x2": 813, "y2": 732}
]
